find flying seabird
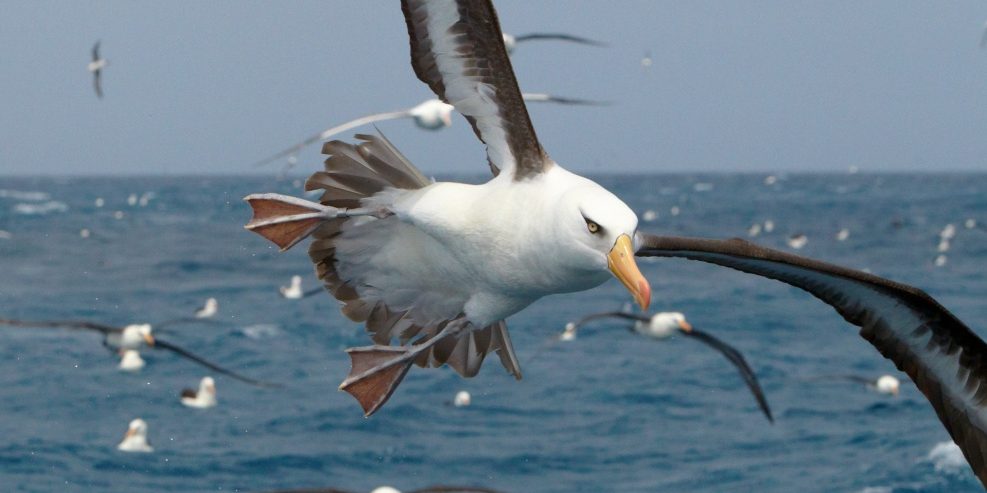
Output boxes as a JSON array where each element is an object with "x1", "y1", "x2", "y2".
[
  {"x1": 117, "y1": 418, "x2": 152, "y2": 453},
  {"x1": 118, "y1": 349, "x2": 145, "y2": 372},
  {"x1": 195, "y1": 297, "x2": 219, "y2": 318},
  {"x1": 560, "y1": 310, "x2": 773, "y2": 422},
  {"x1": 280, "y1": 275, "x2": 323, "y2": 300},
  {"x1": 0, "y1": 317, "x2": 278, "y2": 387},
  {"x1": 246, "y1": 0, "x2": 650, "y2": 416},
  {"x1": 181, "y1": 376, "x2": 218, "y2": 408},
  {"x1": 251, "y1": 93, "x2": 606, "y2": 169},
  {"x1": 88, "y1": 41, "x2": 107, "y2": 99},
  {"x1": 808, "y1": 373, "x2": 901, "y2": 396},
  {"x1": 501, "y1": 32, "x2": 605, "y2": 55},
  {"x1": 244, "y1": 3, "x2": 987, "y2": 484}
]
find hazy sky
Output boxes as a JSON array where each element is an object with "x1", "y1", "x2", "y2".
[{"x1": 2, "y1": 1, "x2": 986, "y2": 176}]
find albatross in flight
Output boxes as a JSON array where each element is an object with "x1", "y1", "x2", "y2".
[
  {"x1": 245, "y1": 1, "x2": 987, "y2": 485},
  {"x1": 88, "y1": 41, "x2": 107, "y2": 99},
  {"x1": 501, "y1": 32, "x2": 605, "y2": 55},
  {"x1": 559, "y1": 310, "x2": 773, "y2": 422},
  {"x1": 0, "y1": 317, "x2": 279, "y2": 387},
  {"x1": 250, "y1": 93, "x2": 606, "y2": 169}
]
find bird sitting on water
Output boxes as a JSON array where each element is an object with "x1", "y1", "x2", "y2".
[
  {"x1": 280, "y1": 275, "x2": 323, "y2": 300},
  {"x1": 0, "y1": 317, "x2": 278, "y2": 387},
  {"x1": 117, "y1": 418, "x2": 152, "y2": 453},
  {"x1": 559, "y1": 310, "x2": 773, "y2": 422},
  {"x1": 195, "y1": 298, "x2": 219, "y2": 318},
  {"x1": 181, "y1": 376, "x2": 218, "y2": 408},
  {"x1": 118, "y1": 349, "x2": 145, "y2": 372}
]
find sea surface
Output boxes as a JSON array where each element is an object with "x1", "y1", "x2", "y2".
[{"x1": 0, "y1": 173, "x2": 985, "y2": 493}]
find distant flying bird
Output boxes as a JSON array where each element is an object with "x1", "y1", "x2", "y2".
[
  {"x1": 501, "y1": 32, "x2": 605, "y2": 55},
  {"x1": 117, "y1": 418, "x2": 152, "y2": 453},
  {"x1": 251, "y1": 94, "x2": 607, "y2": 169},
  {"x1": 0, "y1": 317, "x2": 279, "y2": 387},
  {"x1": 808, "y1": 374, "x2": 901, "y2": 396},
  {"x1": 559, "y1": 310, "x2": 773, "y2": 423},
  {"x1": 181, "y1": 376, "x2": 218, "y2": 408},
  {"x1": 88, "y1": 41, "x2": 108, "y2": 99}
]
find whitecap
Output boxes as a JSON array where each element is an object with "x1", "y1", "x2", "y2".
[
  {"x1": 13, "y1": 201, "x2": 68, "y2": 215},
  {"x1": 240, "y1": 324, "x2": 282, "y2": 339},
  {"x1": 0, "y1": 189, "x2": 50, "y2": 201},
  {"x1": 693, "y1": 182, "x2": 714, "y2": 192},
  {"x1": 927, "y1": 440, "x2": 966, "y2": 473}
]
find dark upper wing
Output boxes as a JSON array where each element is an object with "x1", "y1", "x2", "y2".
[
  {"x1": 513, "y1": 32, "x2": 606, "y2": 47},
  {"x1": 152, "y1": 338, "x2": 282, "y2": 388},
  {"x1": 180, "y1": 388, "x2": 196, "y2": 399},
  {"x1": 93, "y1": 71, "x2": 103, "y2": 99},
  {"x1": 0, "y1": 318, "x2": 118, "y2": 334},
  {"x1": 92, "y1": 41, "x2": 100, "y2": 61},
  {"x1": 401, "y1": 0, "x2": 549, "y2": 179},
  {"x1": 636, "y1": 234, "x2": 987, "y2": 487},
  {"x1": 683, "y1": 328, "x2": 773, "y2": 423},
  {"x1": 571, "y1": 311, "x2": 648, "y2": 331}
]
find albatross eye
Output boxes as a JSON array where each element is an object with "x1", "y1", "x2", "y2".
[{"x1": 586, "y1": 220, "x2": 601, "y2": 234}]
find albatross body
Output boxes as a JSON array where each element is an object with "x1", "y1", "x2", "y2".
[{"x1": 245, "y1": 0, "x2": 649, "y2": 416}]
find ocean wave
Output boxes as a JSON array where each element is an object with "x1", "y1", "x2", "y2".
[
  {"x1": 926, "y1": 440, "x2": 966, "y2": 473},
  {"x1": 0, "y1": 189, "x2": 50, "y2": 201},
  {"x1": 239, "y1": 324, "x2": 282, "y2": 339},
  {"x1": 13, "y1": 201, "x2": 68, "y2": 215}
]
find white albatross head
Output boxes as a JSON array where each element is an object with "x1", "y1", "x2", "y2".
[
  {"x1": 408, "y1": 99, "x2": 454, "y2": 130},
  {"x1": 635, "y1": 312, "x2": 691, "y2": 339},
  {"x1": 875, "y1": 374, "x2": 900, "y2": 396},
  {"x1": 453, "y1": 390, "x2": 471, "y2": 407},
  {"x1": 555, "y1": 180, "x2": 651, "y2": 310},
  {"x1": 196, "y1": 297, "x2": 218, "y2": 318},
  {"x1": 120, "y1": 324, "x2": 154, "y2": 350},
  {"x1": 118, "y1": 418, "x2": 153, "y2": 452}
]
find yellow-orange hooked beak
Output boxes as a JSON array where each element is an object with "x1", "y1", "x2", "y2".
[
  {"x1": 143, "y1": 333, "x2": 155, "y2": 347},
  {"x1": 677, "y1": 319, "x2": 693, "y2": 332},
  {"x1": 124, "y1": 427, "x2": 136, "y2": 439},
  {"x1": 607, "y1": 234, "x2": 651, "y2": 311}
]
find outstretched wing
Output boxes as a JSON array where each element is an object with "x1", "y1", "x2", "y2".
[
  {"x1": 0, "y1": 318, "x2": 118, "y2": 334},
  {"x1": 512, "y1": 32, "x2": 606, "y2": 47},
  {"x1": 251, "y1": 110, "x2": 412, "y2": 168},
  {"x1": 93, "y1": 70, "x2": 103, "y2": 99},
  {"x1": 683, "y1": 328, "x2": 773, "y2": 423},
  {"x1": 402, "y1": 0, "x2": 549, "y2": 179},
  {"x1": 153, "y1": 338, "x2": 282, "y2": 388},
  {"x1": 92, "y1": 41, "x2": 100, "y2": 61},
  {"x1": 521, "y1": 92, "x2": 609, "y2": 106},
  {"x1": 636, "y1": 234, "x2": 987, "y2": 487}
]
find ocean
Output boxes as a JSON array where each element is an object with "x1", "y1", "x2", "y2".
[{"x1": 0, "y1": 173, "x2": 984, "y2": 493}]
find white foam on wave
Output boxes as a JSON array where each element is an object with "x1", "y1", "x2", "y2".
[
  {"x1": 0, "y1": 189, "x2": 50, "y2": 201},
  {"x1": 927, "y1": 440, "x2": 966, "y2": 473},
  {"x1": 857, "y1": 487, "x2": 892, "y2": 493},
  {"x1": 13, "y1": 201, "x2": 68, "y2": 215},
  {"x1": 240, "y1": 324, "x2": 282, "y2": 339}
]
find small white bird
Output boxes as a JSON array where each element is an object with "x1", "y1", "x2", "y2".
[
  {"x1": 452, "y1": 390, "x2": 471, "y2": 407},
  {"x1": 127, "y1": 193, "x2": 138, "y2": 206},
  {"x1": 280, "y1": 275, "x2": 305, "y2": 299},
  {"x1": 787, "y1": 234, "x2": 808, "y2": 250},
  {"x1": 747, "y1": 223, "x2": 762, "y2": 237},
  {"x1": 764, "y1": 175, "x2": 777, "y2": 186},
  {"x1": 111, "y1": 323, "x2": 156, "y2": 350},
  {"x1": 935, "y1": 254, "x2": 948, "y2": 267},
  {"x1": 763, "y1": 220, "x2": 775, "y2": 233},
  {"x1": 181, "y1": 376, "x2": 218, "y2": 408},
  {"x1": 938, "y1": 239, "x2": 951, "y2": 253},
  {"x1": 195, "y1": 298, "x2": 218, "y2": 318},
  {"x1": 79, "y1": 228, "x2": 91, "y2": 239},
  {"x1": 874, "y1": 374, "x2": 900, "y2": 396},
  {"x1": 88, "y1": 41, "x2": 108, "y2": 99},
  {"x1": 117, "y1": 418, "x2": 153, "y2": 452},
  {"x1": 836, "y1": 228, "x2": 850, "y2": 242},
  {"x1": 965, "y1": 218, "x2": 978, "y2": 230},
  {"x1": 940, "y1": 224, "x2": 957, "y2": 241},
  {"x1": 641, "y1": 210, "x2": 658, "y2": 222},
  {"x1": 560, "y1": 322, "x2": 578, "y2": 341},
  {"x1": 118, "y1": 349, "x2": 145, "y2": 372}
]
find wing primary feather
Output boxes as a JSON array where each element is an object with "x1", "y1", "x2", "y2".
[
  {"x1": 683, "y1": 328, "x2": 774, "y2": 423},
  {"x1": 152, "y1": 338, "x2": 282, "y2": 388},
  {"x1": 0, "y1": 318, "x2": 118, "y2": 334}
]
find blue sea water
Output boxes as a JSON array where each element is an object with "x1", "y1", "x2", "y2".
[{"x1": 0, "y1": 173, "x2": 985, "y2": 493}]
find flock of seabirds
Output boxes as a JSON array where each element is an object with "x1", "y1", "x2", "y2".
[{"x1": 1, "y1": 1, "x2": 984, "y2": 491}]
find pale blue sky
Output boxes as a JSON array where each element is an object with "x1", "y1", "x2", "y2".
[{"x1": 1, "y1": 1, "x2": 986, "y2": 175}]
